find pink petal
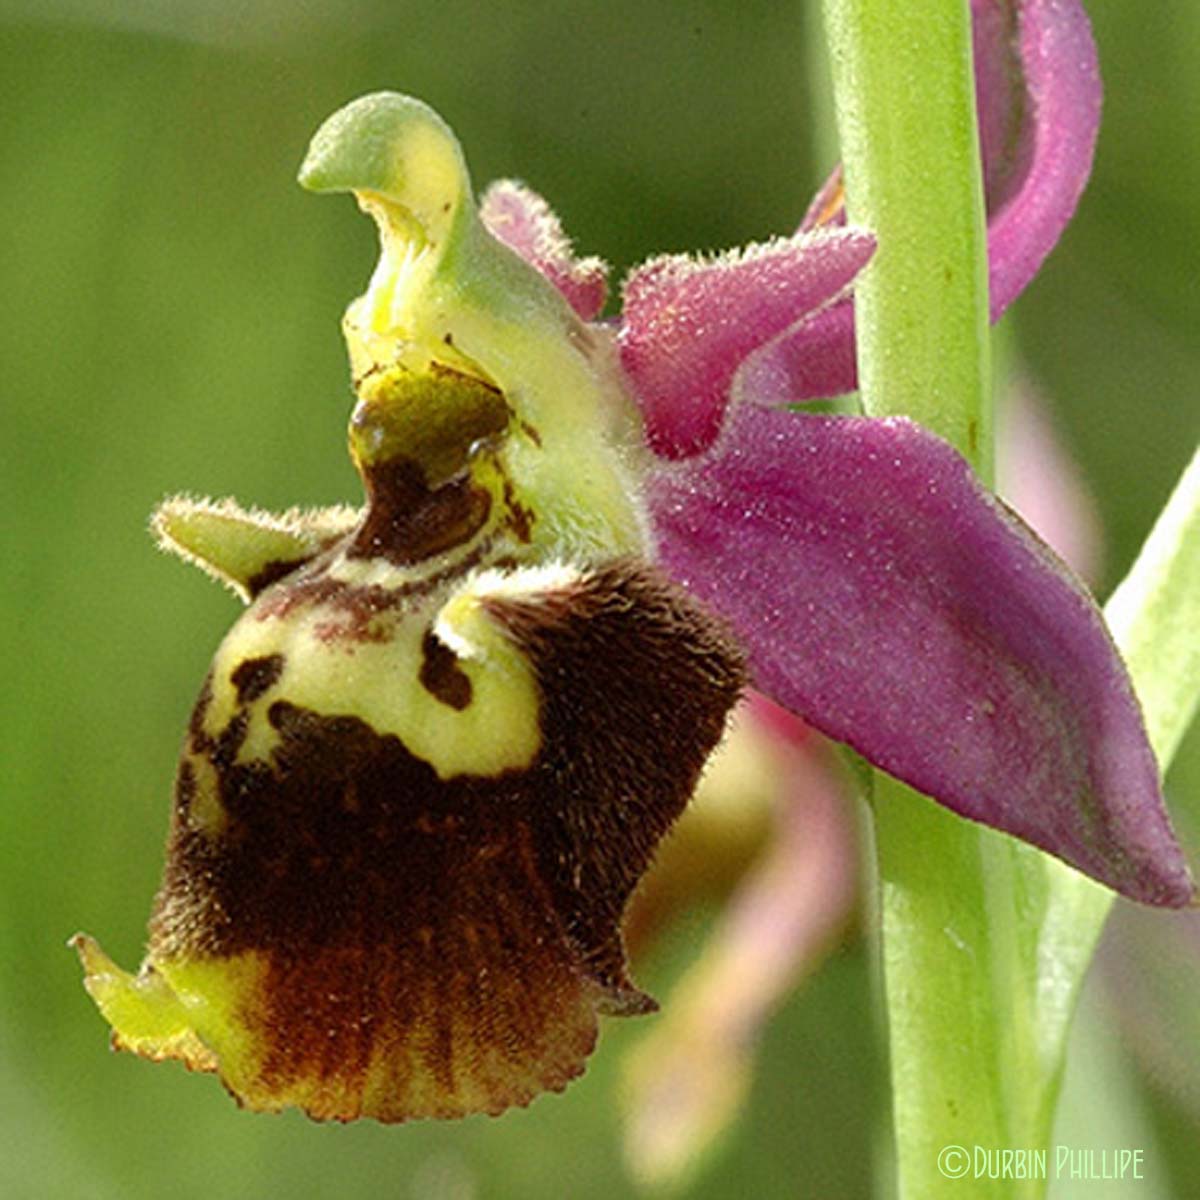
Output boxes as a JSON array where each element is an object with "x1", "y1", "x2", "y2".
[
  {"x1": 479, "y1": 180, "x2": 609, "y2": 320},
  {"x1": 730, "y1": 302, "x2": 858, "y2": 410},
  {"x1": 617, "y1": 230, "x2": 875, "y2": 459},
  {"x1": 747, "y1": 0, "x2": 1101, "y2": 405},
  {"x1": 648, "y1": 404, "x2": 1194, "y2": 907}
]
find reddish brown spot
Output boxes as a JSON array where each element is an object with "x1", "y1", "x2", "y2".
[
  {"x1": 417, "y1": 630, "x2": 473, "y2": 710},
  {"x1": 188, "y1": 672, "x2": 213, "y2": 742},
  {"x1": 352, "y1": 362, "x2": 386, "y2": 392},
  {"x1": 210, "y1": 710, "x2": 251, "y2": 773},
  {"x1": 312, "y1": 617, "x2": 388, "y2": 646},
  {"x1": 502, "y1": 480, "x2": 535, "y2": 544},
  {"x1": 251, "y1": 538, "x2": 497, "y2": 640}
]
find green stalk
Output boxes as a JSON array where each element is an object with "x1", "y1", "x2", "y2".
[
  {"x1": 819, "y1": 2, "x2": 1021, "y2": 1197},
  {"x1": 821, "y1": 5, "x2": 1200, "y2": 1199},
  {"x1": 821, "y1": 0, "x2": 991, "y2": 471}
]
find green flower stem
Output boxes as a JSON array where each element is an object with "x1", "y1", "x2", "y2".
[
  {"x1": 820, "y1": 0, "x2": 991, "y2": 473},
  {"x1": 820, "y1": 1, "x2": 1025, "y2": 1197},
  {"x1": 822, "y1": 3, "x2": 1200, "y2": 1196}
]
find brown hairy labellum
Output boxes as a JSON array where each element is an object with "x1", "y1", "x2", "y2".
[{"x1": 143, "y1": 557, "x2": 744, "y2": 1121}]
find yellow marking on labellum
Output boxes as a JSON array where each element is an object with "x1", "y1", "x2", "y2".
[
  {"x1": 321, "y1": 554, "x2": 433, "y2": 590},
  {"x1": 153, "y1": 953, "x2": 275, "y2": 1094},
  {"x1": 201, "y1": 565, "x2": 542, "y2": 780},
  {"x1": 73, "y1": 940, "x2": 286, "y2": 1100},
  {"x1": 435, "y1": 562, "x2": 583, "y2": 663}
]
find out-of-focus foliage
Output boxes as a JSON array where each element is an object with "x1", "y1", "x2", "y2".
[{"x1": 1, "y1": 3, "x2": 1196, "y2": 1197}]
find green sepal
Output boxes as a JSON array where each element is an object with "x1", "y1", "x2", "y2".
[{"x1": 152, "y1": 495, "x2": 359, "y2": 601}]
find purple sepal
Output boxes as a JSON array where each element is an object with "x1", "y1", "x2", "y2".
[{"x1": 648, "y1": 403, "x2": 1194, "y2": 907}]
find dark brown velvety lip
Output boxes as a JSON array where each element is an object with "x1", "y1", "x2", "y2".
[{"x1": 151, "y1": 557, "x2": 744, "y2": 1121}]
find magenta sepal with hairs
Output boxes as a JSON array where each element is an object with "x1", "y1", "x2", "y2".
[{"x1": 648, "y1": 405, "x2": 1191, "y2": 906}]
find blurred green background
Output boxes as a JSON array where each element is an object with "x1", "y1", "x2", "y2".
[{"x1": 2, "y1": 3, "x2": 1197, "y2": 1198}]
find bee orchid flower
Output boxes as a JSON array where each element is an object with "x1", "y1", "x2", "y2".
[{"x1": 75, "y1": 0, "x2": 1191, "y2": 1126}]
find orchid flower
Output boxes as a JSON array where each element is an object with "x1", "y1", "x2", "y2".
[{"x1": 74, "y1": 0, "x2": 1192, "y2": 1126}]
